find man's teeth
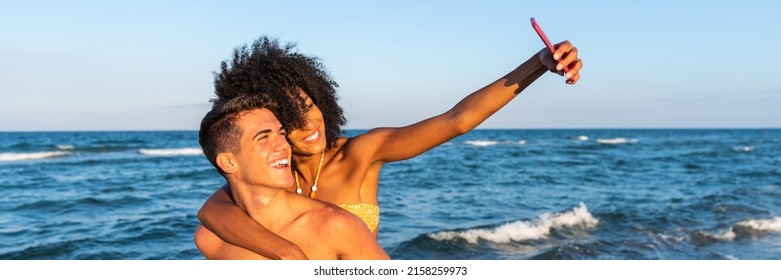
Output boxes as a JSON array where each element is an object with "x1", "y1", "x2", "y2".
[
  {"x1": 304, "y1": 130, "x2": 319, "y2": 142},
  {"x1": 271, "y1": 159, "x2": 289, "y2": 167}
]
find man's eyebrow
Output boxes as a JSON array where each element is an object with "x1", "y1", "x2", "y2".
[{"x1": 252, "y1": 129, "x2": 272, "y2": 140}]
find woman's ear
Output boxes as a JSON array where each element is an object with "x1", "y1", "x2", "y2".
[{"x1": 216, "y1": 153, "x2": 238, "y2": 174}]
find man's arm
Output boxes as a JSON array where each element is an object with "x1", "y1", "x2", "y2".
[
  {"x1": 197, "y1": 185, "x2": 308, "y2": 260},
  {"x1": 353, "y1": 42, "x2": 582, "y2": 164}
]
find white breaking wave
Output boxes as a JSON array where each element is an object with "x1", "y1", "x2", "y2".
[
  {"x1": 736, "y1": 217, "x2": 781, "y2": 232},
  {"x1": 596, "y1": 138, "x2": 638, "y2": 144},
  {"x1": 576, "y1": 135, "x2": 589, "y2": 141},
  {"x1": 700, "y1": 228, "x2": 736, "y2": 241},
  {"x1": 0, "y1": 151, "x2": 71, "y2": 162},
  {"x1": 465, "y1": 140, "x2": 498, "y2": 146},
  {"x1": 56, "y1": 145, "x2": 74, "y2": 150},
  {"x1": 138, "y1": 148, "x2": 203, "y2": 156},
  {"x1": 428, "y1": 202, "x2": 598, "y2": 244},
  {"x1": 733, "y1": 146, "x2": 753, "y2": 152},
  {"x1": 701, "y1": 216, "x2": 781, "y2": 241},
  {"x1": 465, "y1": 140, "x2": 526, "y2": 147}
]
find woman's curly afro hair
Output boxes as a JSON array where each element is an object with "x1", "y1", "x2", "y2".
[{"x1": 213, "y1": 36, "x2": 346, "y2": 151}]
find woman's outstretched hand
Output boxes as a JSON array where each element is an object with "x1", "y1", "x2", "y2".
[{"x1": 538, "y1": 40, "x2": 582, "y2": 85}]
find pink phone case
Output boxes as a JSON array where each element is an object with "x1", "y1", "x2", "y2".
[{"x1": 531, "y1": 17, "x2": 568, "y2": 72}]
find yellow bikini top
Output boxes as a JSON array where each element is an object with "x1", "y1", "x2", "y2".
[{"x1": 338, "y1": 203, "x2": 380, "y2": 233}]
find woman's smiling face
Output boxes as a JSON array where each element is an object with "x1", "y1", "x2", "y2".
[{"x1": 286, "y1": 89, "x2": 327, "y2": 156}]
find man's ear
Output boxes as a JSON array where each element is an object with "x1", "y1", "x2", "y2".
[{"x1": 216, "y1": 153, "x2": 238, "y2": 174}]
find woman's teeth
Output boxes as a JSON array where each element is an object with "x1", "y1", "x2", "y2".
[{"x1": 303, "y1": 130, "x2": 319, "y2": 142}]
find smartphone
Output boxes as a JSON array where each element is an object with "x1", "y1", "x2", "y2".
[{"x1": 530, "y1": 17, "x2": 568, "y2": 72}]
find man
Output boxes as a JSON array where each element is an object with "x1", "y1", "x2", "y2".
[{"x1": 195, "y1": 94, "x2": 389, "y2": 260}]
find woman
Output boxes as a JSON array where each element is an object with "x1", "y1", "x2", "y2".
[{"x1": 196, "y1": 36, "x2": 583, "y2": 259}]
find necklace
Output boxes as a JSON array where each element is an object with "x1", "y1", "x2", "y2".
[{"x1": 294, "y1": 151, "x2": 325, "y2": 198}]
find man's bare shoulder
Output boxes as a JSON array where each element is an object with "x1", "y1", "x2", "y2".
[{"x1": 293, "y1": 197, "x2": 366, "y2": 237}]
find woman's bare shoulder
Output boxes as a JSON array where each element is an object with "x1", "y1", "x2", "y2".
[{"x1": 338, "y1": 128, "x2": 395, "y2": 155}]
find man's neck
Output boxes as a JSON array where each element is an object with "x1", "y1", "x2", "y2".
[{"x1": 227, "y1": 179, "x2": 292, "y2": 231}]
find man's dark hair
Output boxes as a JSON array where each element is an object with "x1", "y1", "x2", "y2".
[
  {"x1": 199, "y1": 94, "x2": 278, "y2": 175},
  {"x1": 214, "y1": 36, "x2": 346, "y2": 150}
]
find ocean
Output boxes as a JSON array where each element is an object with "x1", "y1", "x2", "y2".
[{"x1": 1, "y1": 129, "x2": 780, "y2": 260}]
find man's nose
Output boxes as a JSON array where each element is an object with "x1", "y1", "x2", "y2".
[{"x1": 274, "y1": 134, "x2": 289, "y2": 151}]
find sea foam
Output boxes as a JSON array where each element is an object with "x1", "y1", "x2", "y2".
[
  {"x1": 700, "y1": 216, "x2": 781, "y2": 241},
  {"x1": 137, "y1": 148, "x2": 203, "y2": 156},
  {"x1": 464, "y1": 140, "x2": 525, "y2": 147},
  {"x1": 0, "y1": 151, "x2": 71, "y2": 162},
  {"x1": 733, "y1": 146, "x2": 753, "y2": 152},
  {"x1": 428, "y1": 202, "x2": 598, "y2": 244},
  {"x1": 596, "y1": 138, "x2": 638, "y2": 144},
  {"x1": 734, "y1": 217, "x2": 781, "y2": 234},
  {"x1": 465, "y1": 140, "x2": 499, "y2": 147}
]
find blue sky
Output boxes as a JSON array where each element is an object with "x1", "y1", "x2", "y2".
[{"x1": 2, "y1": 0, "x2": 779, "y2": 131}]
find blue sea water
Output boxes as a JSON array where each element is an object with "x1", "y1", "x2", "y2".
[{"x1": 1, "y1": 129, "x2": 780, "y2": 260}]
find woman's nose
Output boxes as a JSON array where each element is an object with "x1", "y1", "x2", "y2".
[{"x1": 301, "y1": 119, "x2": 314, "y2": 131}]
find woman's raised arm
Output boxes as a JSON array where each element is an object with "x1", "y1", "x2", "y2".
[{"x1": 359, "y1": 42, "x2": 582, "y2": 164}]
